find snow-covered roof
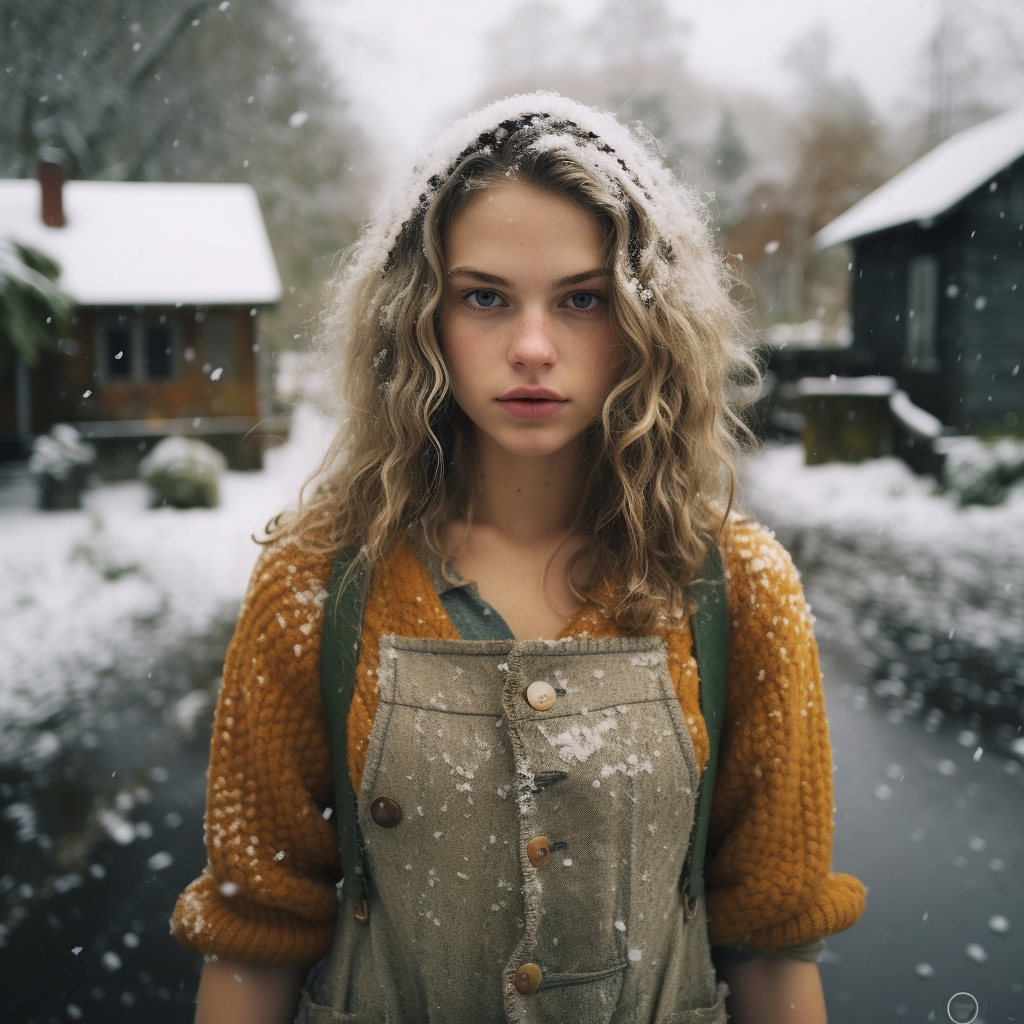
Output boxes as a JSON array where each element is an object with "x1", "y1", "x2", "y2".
[
  {"x1": 0, "y1": 179, "x2": 281, "y2": 306},
  {"x1": 815, "y1": 105, "x2": 1024, "y2": 249}
]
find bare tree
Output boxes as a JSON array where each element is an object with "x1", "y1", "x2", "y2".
[
  {"x1": 0, "y1": 0, "x2": 220, "y2": 180},
  {"x1": 484, "y1": 2, "x2": 568, "y2": 83},
  {"x1": 723, "y1": 28, "x2": 892, "y2": 324},
  {"x1": 922, "y1": 0, "x2": 1004, "y2": 146},
  {"x1": 584, "y1": 0, "x2": 689, "y2": 73},
  {"x1": 478, "y1": 0, "x2": 710, "y2": 176}
]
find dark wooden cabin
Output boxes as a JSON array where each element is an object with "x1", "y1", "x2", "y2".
[
  {"x1": 815, "y1": 106, "x2": 1024, "y2": 434},
  {"x1": 0, "y1": 172, "x2": 281, "y2": 473}
]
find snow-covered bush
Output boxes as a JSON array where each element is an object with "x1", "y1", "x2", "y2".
[
  {"x1": 29, "y1": 424, "x2": 95, "y2": 481},
  {"x1": 943, "y1": 437, "x2": 1024, "y2": 506},
  {"x1": 29, "y1": 424, "x2": 96, "y2": 509},
  {"x1": 139, "y1": 436, "x2": 227, "y2": 509}
]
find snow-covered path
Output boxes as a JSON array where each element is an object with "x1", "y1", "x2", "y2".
[
  {"x1": 819, "y1": 639, "x2": 1024, "y2": 1024},
  {"x1": 741, "y1": 444, "x2": 1024, "y2": 728},
  {"x1": 0, "y1": 406, "x2": 335, "y2": 766}
]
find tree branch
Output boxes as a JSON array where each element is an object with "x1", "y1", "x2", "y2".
[{"x1": 78, "y1": 0, "x2": 220, "y2": 168}]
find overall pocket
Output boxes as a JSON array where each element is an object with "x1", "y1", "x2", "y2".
[
  {"x1": 657, "y1": 981, "x2": 729, "y2": 1024},
  {"x1": 294, "y1": 987, "x2": 375, "y2": 1024}
]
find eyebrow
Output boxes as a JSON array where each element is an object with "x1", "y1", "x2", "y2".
[
  {"x1": 446, "y1": 268, "x2": 512, "y2": 287},
  {"x1": 446, "y1": 267, "x2": 610, "y2": 289},
  {"x1": 554, "y1": 269, "x2": 610, "y2": 289}
]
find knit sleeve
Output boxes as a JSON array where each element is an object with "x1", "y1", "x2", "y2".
[
  {"x1": 170, "y1": 543, "x2": 342, "y2": 966},
  {"x1": 703, "y1": 519, "x2": 866, "y2": 950}
]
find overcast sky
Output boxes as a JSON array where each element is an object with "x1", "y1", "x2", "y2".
[{"x1": 300, "y1": 0, "x2": 947, "y2": 166}]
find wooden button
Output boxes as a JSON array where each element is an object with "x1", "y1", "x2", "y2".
[
  {"x1": 526, "y1": 836, "x2": 551, "y2": 868},
  {"x1": 369, "y1": 795, "x2": 402, "y2": 828},
  {"x1": 526, "y1": 681, "x2": 556, "y2": 711},
  {"x1": 513, "y1": 962, "x2": 542, "y2": 994}
]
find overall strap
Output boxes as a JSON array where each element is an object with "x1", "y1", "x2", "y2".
[
  {"x1": 681, "y1": 542, "x2": 729, "y2": 910},
  {"x1": 320, "y1": 545, "x2": 370, "y2": 916}
]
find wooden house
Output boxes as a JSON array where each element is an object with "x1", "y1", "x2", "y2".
[
  {"x1": 815, "y1": 106, "x2": 1024, "y2": 434},
  {"x1": 0, "y1": 167, "x2": 282, "y2": 473}
]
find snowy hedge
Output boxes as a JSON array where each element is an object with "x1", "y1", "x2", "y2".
[{"x1": 139, "y1": 436, "x2": 227, "y2": 509}]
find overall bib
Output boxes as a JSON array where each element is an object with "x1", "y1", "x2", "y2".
[{"x1": 298, "y1": 633, "x2": 728, "y2": 1024}]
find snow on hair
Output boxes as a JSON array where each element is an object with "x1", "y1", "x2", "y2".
[{"x1": 275, "y1": 92, "x2": 759, "y2": 632}]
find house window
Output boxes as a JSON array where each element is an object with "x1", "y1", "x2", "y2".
[
  {"x1": 105, "y1": 326, "x2": 133, "y2": 377},
  {"x1": 96, "y1": 316, "x2": 179, "y2": 383},
  {"x1": 144, "y1": 325, "x2": 173, "y2": 378},
  {"x1": 200, "y1": 314, "x2": 234, "y2": 379},
  {"x1": 904, "y1": 255, "x2": 939, "y2": 371}
]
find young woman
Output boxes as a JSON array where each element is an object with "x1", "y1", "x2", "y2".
[{"x1": 173, "y1": 93, "x2": 865, "y2": 1024}]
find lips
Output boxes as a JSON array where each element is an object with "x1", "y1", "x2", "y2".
[
  {"x1": 497, "y1": 387, "x2": 567, "y2": 420},
  {"x1": 499, "y1": 387, "x2": 566, "y2": 402}
]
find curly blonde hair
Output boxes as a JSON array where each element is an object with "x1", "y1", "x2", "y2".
[{"x1": 274, "y1": 94, "x2": 758, "y2": 632}]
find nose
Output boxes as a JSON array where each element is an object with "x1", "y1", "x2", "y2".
[{"x1": 507, "y1": 307, "x2": 557, "y2": 370}]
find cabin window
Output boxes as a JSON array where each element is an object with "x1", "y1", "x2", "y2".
[
  {"x1": 96, "y1": 316, "x2": 179, "y2": 383},
  {"x1": 904, "y1": 255, "x2": 939, "y2": 371},
  {"x1": 144, "y1": 325, "x2": 173, "y2": 378},
  {"x1": 200, "y1": 314, "x2": 234, "y2": 379},
  {"x1": 105, "y1": 326, "x2": 133, "y2": 377}
]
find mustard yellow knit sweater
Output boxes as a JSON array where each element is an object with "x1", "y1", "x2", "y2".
[{"x1": 171, "y1": 519, "x2": 865, "y2": 966}]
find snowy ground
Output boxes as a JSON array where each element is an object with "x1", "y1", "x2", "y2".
[
  {"x1": 741, "y1": 444, "x2": 1024, "y2": 735},
  {"x1": 0, "y1": 405, "x2": 336, "y2": 769}
]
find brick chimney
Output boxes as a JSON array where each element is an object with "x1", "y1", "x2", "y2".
[{"x1": 39, "y1": 160, "x2": 66, "y2": 228}]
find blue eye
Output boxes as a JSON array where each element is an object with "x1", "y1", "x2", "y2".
[
  {"x1": 466, "y1": 289, "x2": 501, "y2": 308},
  {"x1": 567, "y1": 292, "x2": 600, "y2": 310}
]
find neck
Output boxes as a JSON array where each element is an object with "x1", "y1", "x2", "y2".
[{"x1": 465, "y1": 432, "x2": 586, "y2": 541}]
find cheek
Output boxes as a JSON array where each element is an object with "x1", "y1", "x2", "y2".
[{"x1": 594, "y1": 333, "x2": 625, "y2": 395}]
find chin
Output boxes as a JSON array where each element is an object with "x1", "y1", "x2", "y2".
[{"x1": 492, "y1": 433, "x2": 581, "y2": 459}]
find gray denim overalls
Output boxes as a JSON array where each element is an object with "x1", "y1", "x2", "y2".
[{"x1": 298, "y1": 612, "x2": 728, "y2": 1022}]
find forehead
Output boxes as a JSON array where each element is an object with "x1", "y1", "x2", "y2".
[{"x1": 444, "y1": 181, "x2": 606, "y2": 268}]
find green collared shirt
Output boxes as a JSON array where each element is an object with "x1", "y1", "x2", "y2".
[{"x1": 410, "y1": 530, "x2": 516, "y2": 641}]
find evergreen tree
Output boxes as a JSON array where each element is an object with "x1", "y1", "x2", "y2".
[{"x1": 0, "y1": 240, "x2": 71, "y2": 375}]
